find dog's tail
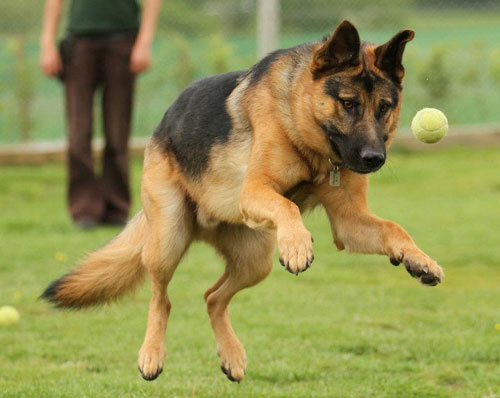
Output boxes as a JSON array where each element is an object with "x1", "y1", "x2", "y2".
[{"x1": 41, "y1": 211, "x2": 147, "y2": 309}]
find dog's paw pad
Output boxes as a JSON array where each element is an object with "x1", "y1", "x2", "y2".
[
  {"x1": 389, "y1": 257, "x2": 401, "y2": 266},
  {"x1": 402, "y1": 249, "x2": 443, "y2": 286},
  {"x1": 277, "y1": 228, "x2": 314, "y2": 275},
  {"x1": 138, "y1": 346, "x2": 165, "y2": 381},
  {"x1": 138, "y1": 365, "x2": 163, "y2": 381},
  {"x1": 217, "y1": 342, "x2": 246, "y2": 383},
  {"x1": 220, "y1": 364, "x2": 244, "y2": 383}
]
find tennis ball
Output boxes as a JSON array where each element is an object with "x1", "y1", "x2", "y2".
[
  {"x1": 411, "y1": 108, "x2": 448, "y2": 144},
  {"x1": 0, "y1": 306, "x2": 20, "y2": 326}
]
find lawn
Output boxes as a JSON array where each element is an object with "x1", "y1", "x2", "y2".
[{"x1": 0, "y1": 146, "x2": 500, "y2": 398}]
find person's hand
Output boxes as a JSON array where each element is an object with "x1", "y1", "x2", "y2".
[
  {"x1": 40, "y1": 43, "x2": 62, "y2": 78},
  {"x1": 130, "y1": 40, "x2": 152, "y2": 74}
]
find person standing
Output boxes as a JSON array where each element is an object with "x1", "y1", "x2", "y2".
[{"x1": 40, "y1": 0, "x2": 162, "y2": 228}]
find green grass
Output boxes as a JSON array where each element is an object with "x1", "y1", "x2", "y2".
[{"x1": 1, "y1": 146, "x2": 500, "y2": 397}]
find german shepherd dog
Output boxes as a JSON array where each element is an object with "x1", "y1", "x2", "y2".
[{"x1": 42, "y1": 21, "x2": 443, "y2": 382}]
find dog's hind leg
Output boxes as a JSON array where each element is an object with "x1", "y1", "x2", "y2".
[
  {"x1": 203, "y1": 271, "x2": 228, "y2": 302},
  {"x1": 137, "y1": 147, "x2": 193, "y2": 381},
  {"x1": 204, "y1": 226, "x2": 275, "y2": 382}
]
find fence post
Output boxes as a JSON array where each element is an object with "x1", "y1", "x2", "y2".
[{"x1": 257, "y1": 0, "x2": 280, "y2": 59}]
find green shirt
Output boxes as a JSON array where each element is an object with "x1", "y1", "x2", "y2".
[{"x1": 68, "y1": 0, "x2": 140, "y2": 34}]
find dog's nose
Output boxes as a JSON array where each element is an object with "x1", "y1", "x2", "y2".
[{"x1": 360, "y1": 148, "x2": 385, "y2": 169}]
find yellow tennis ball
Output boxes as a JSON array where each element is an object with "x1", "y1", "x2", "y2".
[
  {"x1": 0, "y1": 306, "x2": 20, "y2": 326},
  {"x1": 411, "y1": 108, "x2": 448, "y2": 143}
]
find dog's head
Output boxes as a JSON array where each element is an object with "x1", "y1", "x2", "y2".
[{"x1": 301, "y1": 20, "x2": 414, "y2": 174}]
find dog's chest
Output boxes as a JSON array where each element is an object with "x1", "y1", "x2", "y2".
[
  {"x1": 284, "y1": 178, "x2": 322, "y2": 213},
  {"x1": 190, "y1": 136, "x2": 251, "y2": 226}
]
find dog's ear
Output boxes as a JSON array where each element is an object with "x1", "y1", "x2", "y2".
[
  {"x1": 312, "y1": 20, "x2": 360, "y2": 78},
  {"x1": 374, "y1": 30, "x2": 415, "y2": 84}
]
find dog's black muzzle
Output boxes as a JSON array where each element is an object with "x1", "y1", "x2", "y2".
[
  {"x1": 323, "y1": 124, "x2": 386, "y2": 174},
  {"x1": 357, "y1": 147, "x2": 386, "y2": 173}
]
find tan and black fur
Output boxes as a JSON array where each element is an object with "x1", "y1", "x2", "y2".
[{"x1": 42, "y1": 21, "x2": 443, "y2": 383}]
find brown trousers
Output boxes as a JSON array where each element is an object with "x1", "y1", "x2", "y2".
[{"x1": 64, "y1": 36, "x2": 136, "y2": 223}]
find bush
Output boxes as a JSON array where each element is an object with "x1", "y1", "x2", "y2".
[
  {"x1": 416, "y1": 43, "x2": 453, "y2": 101},
  {"x1": 489, "y1": 49, "x2": 500, "y2": 89},
  {"x1": 0, "y1": 1, "x2": 43, "y2": 35},
  {"x1": 203, "y1": 34, "x2": 235, "y2": 75},
  {"x1": 171, "y1": 36, "x2": 197, "y2": 91},
  {"x1": 281, "y1": 0, "x2": 411, "y2": 32}
]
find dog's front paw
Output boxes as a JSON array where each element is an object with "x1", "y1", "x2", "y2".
[
  {"x1": 391, "y1": 247, "x2": 443, "y2": 286},
  {"x1": 218, "y1": 340, "x2": 247, "y2": 382},
  {"x1": 277, "y1": 226, "x2": 314, "y2": 275},
  {"x1": 138, "y1": 344, "x2": 165, "y2": 381}
]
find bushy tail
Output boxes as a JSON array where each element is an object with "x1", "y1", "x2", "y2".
[{"x1": 41, "y1": 211, "x2": 147, "y2": 308}]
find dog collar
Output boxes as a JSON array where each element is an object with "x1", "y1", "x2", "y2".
[{"x1": 328, "y1": 158, "x2": 341, "y2": 187}]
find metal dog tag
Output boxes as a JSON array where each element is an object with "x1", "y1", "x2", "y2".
[{"x1": 329, "y1": 164, "x2": 340, "y2": 187}]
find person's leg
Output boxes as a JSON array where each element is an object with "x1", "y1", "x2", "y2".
[
  {"x1": 64, "y1": 39, "x2": 104, "y2": 223},
  {"x1": 100, "y1": 37, "x2": 136, "y2": 223}
]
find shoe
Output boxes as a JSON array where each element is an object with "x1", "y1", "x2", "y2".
[
  {"x1": 100, "y1": 219, "x2": 127, "y2": 227},
  {"x1": 75, "y1": 220, "x2": 97, "y2": 230}
]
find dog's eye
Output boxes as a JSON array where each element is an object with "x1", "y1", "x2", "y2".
[
  {"x1": 379, "y1": 103, "x2": 390, "y2": 114},
  {"x1": 342, "y1": 100, "x2": 354, "y2": 110}
]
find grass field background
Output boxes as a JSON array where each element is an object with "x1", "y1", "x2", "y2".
[{"x1": 1, "y1": 146, "x2": 499, "y2": 397}]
